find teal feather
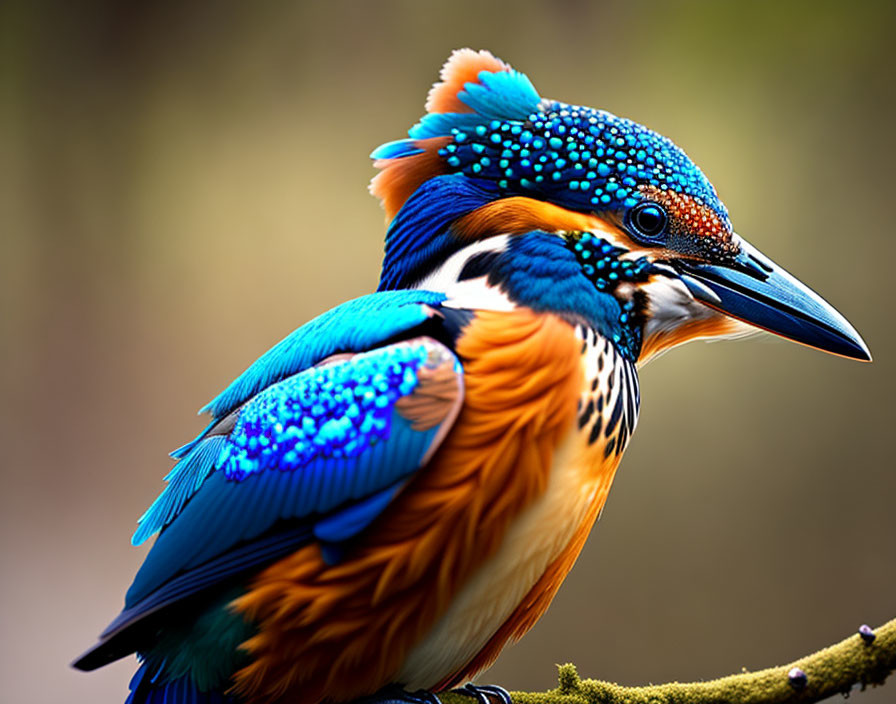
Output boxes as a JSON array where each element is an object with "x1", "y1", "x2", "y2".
[
  {"x1": 405, "y1": 66, "x2": 541, "y2": 141},
  {"x1": 133, "y1": 436, "x2": 228, "y2": 546},
  {"x1": 458, "y1": 68, "x2": 541, "y2": 119},
  {"x1": 198, "y1": 290, "x2": 445, "y2": 419}
]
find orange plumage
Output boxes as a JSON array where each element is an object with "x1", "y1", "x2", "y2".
[
  {"x1": 425, "y1": 49, "x2": 509, "y2": 114},
  {"x1": 370, "y1": 49, "x2": 514, "y2": 223},
  {"x1": 231, "y1": 310, "x2": 583, "y2": 704},
  {"x1": 441, "y1": 485, "x2": 608, "y2": 689},
  {"x1": 452, "y1": 197, "x2": 605, "y2": 240},
  {"x1": 370, "y1": 136, "x2": 450, "y2": 223}
]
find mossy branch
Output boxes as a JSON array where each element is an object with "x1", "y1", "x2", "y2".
[{"x1": 442, "y1": 618, "x2": 896, "y2": 704}]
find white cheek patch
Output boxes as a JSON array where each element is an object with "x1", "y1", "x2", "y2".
[
  {"x1": 644, "y1": 276, "x2": 714, "y2": 329},
  {"x1": 415, "y1": 235, "x2": 511, "y2": 291},
  {"x1": 641, "y1": 276, "x2": 755, "y2": 362},
  {"x1": 415, "y1": 235, "x2": 518, "y2": 312}
]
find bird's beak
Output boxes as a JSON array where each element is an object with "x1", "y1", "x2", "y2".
[{"x1": 672, "y1": 238, "x2": 871, "y2": 361}]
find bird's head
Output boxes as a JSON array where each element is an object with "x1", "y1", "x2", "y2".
[{"x1": 371, "y1": 49, "x2": 870, "y2": 364}]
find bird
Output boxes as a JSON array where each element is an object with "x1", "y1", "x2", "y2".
[{"x1": 74, "y1": 49, "x2": 871, "y2": 704}]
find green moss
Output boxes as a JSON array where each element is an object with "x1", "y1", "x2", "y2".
[{"x1": 443, "y1": 618, "x2": 896, "y2": 704}]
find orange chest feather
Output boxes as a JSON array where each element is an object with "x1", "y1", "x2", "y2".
[
  {"x1": 407, "y1": 327, "x2": 636, "y2": 691},
  {"x1": 230, "y1": 309, "x2": 586, "y2": 704}
]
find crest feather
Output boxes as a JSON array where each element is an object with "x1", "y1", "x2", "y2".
[
  {"x1": 370, "y1": 136, "x2": 451, "y2": 221},
  {"x1": 370, "y1": 49, "x2": 541, "y2": 223},
  {"x1": 425, "y1": 49, "x2": 510, "y2": 114}
]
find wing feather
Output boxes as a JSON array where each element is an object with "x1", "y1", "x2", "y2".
[{"x1": 75, "y1": 330, "x2": 464, "y2": 672}]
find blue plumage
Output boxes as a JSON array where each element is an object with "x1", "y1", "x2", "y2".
[
  {"x1": 199, "y1": 290, "x2": 446, "y2": 421},
  {"x1": 126, "y1": 663, "x2": 236, "y2": 704},
  {"x1": 370, "y1": 140, "x2": 425, "y2": 160},
  {"x1": 458, "y1": 68, "x2": 541, "y2": 119},
  {"x1": 220, "y1": 342, "x2": 434, "y2": 480},
  {"x1": 127, "y1": 337, "x2": 459, "y2": 604},
  {"x1": 486, "y1": 232, "x2": 655, "y2": 360},
  {"x1": 375, "y1": 56, "x2": 729, "y2": 226},
  {"x1": 378, "y1": 175, "x2": 501, "y2": 291},
  {"x1": 134, "y1": 436, "x2": 228, "y2": 545},
  {"x1": 171, "y1": 290, "x2": 445, "y2": 460},
  {"x1": 75, "y1": 291, "x2": 465, "y2": 675},
  {"x1": 408, "y1": 112, "x2": 488, "y2": 142},
  {"x1": 409, "y1": 66, "x2": 540, "y2": 140}
]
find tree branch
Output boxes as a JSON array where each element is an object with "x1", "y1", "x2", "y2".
[{"x1": 442, "y1": 618, "x2": 896, "y2": 704}]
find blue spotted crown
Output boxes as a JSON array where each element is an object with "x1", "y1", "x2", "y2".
[{"x1": 371, "y1": 49, "x2": 730, "y2": 227}]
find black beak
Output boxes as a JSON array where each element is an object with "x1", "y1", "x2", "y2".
[{"x1": 673, "y1": 239, "x2": 871, "y2": 361}]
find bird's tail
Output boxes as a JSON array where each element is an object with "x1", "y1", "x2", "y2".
[{"x1": 125, "y1": 663, "x2": 237, "y2": 704}]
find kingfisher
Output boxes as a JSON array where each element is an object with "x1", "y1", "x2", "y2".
[{"x1": 74, "y1": 50, "x2": 870, "y2": 704}]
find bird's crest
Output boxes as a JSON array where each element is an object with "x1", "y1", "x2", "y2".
[
  {"x1": 370, "y1": 49, "x2": 542, "y2": 221},
  {"x1": 370, "y1": 49, "x2": 735, "y2": 292}
]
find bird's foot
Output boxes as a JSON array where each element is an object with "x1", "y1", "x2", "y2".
[
  {"x1": 358, "y1": 685, "x2": 442, "y2": 704},
  {"x1": 450, "y1": 683, "x2": 512, "y2": 704}
]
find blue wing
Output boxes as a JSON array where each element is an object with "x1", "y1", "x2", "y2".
[
  {"x1": 74, "y1": 292, "x2": 464, "y2": 671},
  {"x1": 136, "y1": 289, "x2": 447, "y2": 544},
  {"x1": 127, "y1": 337, "x2": 462, "y2": 603},
  {"x1": 169, "y1": 289, "x2": 448, "y2": 461}
]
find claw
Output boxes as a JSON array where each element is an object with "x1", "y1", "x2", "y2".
[
  {"x1": 452, "y1": 683, "x2": 512, "y2": 704},
  {"x1": 472, "y1": 685, "x2": 512, "y2": 704},
  {"x1": 359, "y1": 685, "x2": 442, "y2": 704},
  {"x1": 457, "y1": 684, "x2": 489, "y2": 704}
]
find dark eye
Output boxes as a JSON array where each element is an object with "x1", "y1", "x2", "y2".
[{"x1": 626, "y1": 202, "x2": 668, "y2": 244}]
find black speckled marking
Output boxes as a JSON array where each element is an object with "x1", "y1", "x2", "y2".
[
  {"x1": 578, "y1": 399, "x2": 595, "y2": 429},
  {"x1": 604, "y1": 437, "x2": 617, "y2": 458},
  {"x1": 458, "y1": 250, "x2": 501, "y2": 281},
  {"x1": 605, "y1": 395, "x2": 624, "y2": 438}
]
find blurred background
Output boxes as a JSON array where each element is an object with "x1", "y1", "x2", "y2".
[{"x1": 2, "y1": 1, "x2": 894, "y2": 702}]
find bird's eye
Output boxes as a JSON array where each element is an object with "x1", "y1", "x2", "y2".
[{"x1": 626, "y1": 202, "x2": 668, "y2": 244}]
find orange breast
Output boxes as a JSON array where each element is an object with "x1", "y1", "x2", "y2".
[
  {"x1": 439, "y1": 453, "x2": 622, "y2": 688},
  {"x1": 230, "y1": 309, "x2": 583, "y2": 704}
]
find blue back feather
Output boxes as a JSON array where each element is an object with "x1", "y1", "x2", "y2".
[
  {"x1": 171, "y1": 290, "x2": 445, "y2": 461},
  {"x1": 134, "y1": 437, "x2": 228, "y2": 545},
  {"x1": 378, "y1": 175, "x2": 501, "y2": 291},
  {"x1": 76, "y1": 292, "x2": 464, "y2": 675},
  {"x1": 126, "y1": 336, "x2": 460, "y2": 607},
  {"x1": 199, "y1": 290, "x2": 446, "y2": 420}
]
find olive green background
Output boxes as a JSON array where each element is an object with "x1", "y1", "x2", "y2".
[{"x1": 2, "y1": 1, "x2": 894, "y2": 702}]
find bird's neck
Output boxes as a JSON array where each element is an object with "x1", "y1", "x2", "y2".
[
  {"x1": 377, "y1": 175, "x2": 502, "y2": 292},
  {"x1": 572, "y1": 320, "x2": 640, "y2": 462},
  {"x1": 413, "y1": 231, "x2": 647, "y2": 362}
]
